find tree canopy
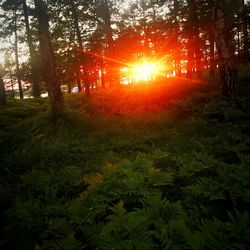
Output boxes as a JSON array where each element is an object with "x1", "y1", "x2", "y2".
[{"x1": 0, "y1": 0, "x2": 249, "y2": 106}]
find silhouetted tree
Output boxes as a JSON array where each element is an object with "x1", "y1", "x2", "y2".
[
  {"x1": 0, "y1": 67, "x2": 7, "y2": 105},
  {"x1": 186, "y1": 0, "x2": 201, "y2": 78},
  {"x1": 2, "y1": 0, "x2": 23, "y2": 99},
  {"x1": 211, "y1": 0, "x2": 237, "y2": 98},
  {"x1": 34, "y1": 0, "x2": 64, "y2": 112},
  {"x1": 22, "y1": 0, "x2": 41, "y2": 97}
]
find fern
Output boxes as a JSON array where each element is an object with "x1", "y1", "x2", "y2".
[{"x1": 198, "y1": 212, "x2": 250, "y2": 250}]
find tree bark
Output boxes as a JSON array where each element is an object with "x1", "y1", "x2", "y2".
[
  {"x1": 0, "y1": 73, "x2": 7, "y2": 105},
  {"x1": 186, "y1": 0, "x2": 201, "y2": 78},
  {"x1": 70, "y1": 0, "x2": 88, "y2": 94},
  {"x1": 83, "y1": 71, "x2": 90, "y2": 97},
  {"x1": 241, "y1": 0, "x2": 249, "y2": 62},
  {"x1": 101, "y1": 56, "x2": 106, "y2": 88},
  {"x1": 71, "y1": 0, "x2": 83, "y2": 52},
  {"x1": 211, "y1": 0, "x2": 237, "y2": 99},
  {"x1": 22, "y1": 0, "x2": 41, "y2": 98},
  {"x1": 187, "y1": 38, "x2": 194, "y2": 79},
  {"x1": 76, "y1": 74, "x2": 82, "y2": 92},
  {"x1": 14, "y1": 10, "x2": 23, "y2": 100},
  {"x1": 173, "y1": 0, "x2": 181, "y2": 76},
  {"x1": 34, "y1": 0, "x2": 64, "y2": 112},
  {"x1": 100, "y1": 0, "x2": 120, "y2": 87},
  {"x1": 209, "y1": 23, "x2": 216, "y2": 76}
]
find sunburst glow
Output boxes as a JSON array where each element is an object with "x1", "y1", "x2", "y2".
[{"x1": 121, "y1": 60, "x2": 165, "y2": 84}]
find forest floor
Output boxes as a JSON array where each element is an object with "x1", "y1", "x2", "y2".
[{"x1": 1, "y1": 75, "x2": 250, "y2": 249}]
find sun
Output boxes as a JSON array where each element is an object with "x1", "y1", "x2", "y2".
[
  {"x1": 132, "y1": 62, "x2": 160, "y2": 81},
  {"x1": 120, "y1": 60, "x2": 164, "y2": 84}
]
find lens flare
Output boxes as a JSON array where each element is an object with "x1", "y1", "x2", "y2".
[{"x1": 121, "y1": 60, "x2": 165, "y2": 84}]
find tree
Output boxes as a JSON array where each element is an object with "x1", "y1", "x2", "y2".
[
  {"x1": 211, "y1": 0, "x2": 237, "y2": 98},
  {"x1": 22, "y1": 0, "x2": 41, "y2": 97},
  {"x1": 13, "y1": 7, "x2": 23, "y2": 99},
  {"x1": 186, "y1": 0, "x2": 202, "y2": 78},
  {"x1": 34, "y1": 0, "x2": 64, "y2": 112},
  {"x1": 2, "y1": 0, "x2": 24, "y2": 99},
  {"x1": 48, "y1": 0, "x2": 94, "y2": 95},
  {"x1": 0, "y1": 0, "x2": 247, "y2": 93},
  {"x1": 0, "y1": 66, "x2": 7, "y2": 105},
  {"x1": 172, "y1": 0, "x2": 182, "y2": 76},
  {"x1": 208, "y1": 5, "x2": 216, "y2": 77},
  {"x1": 63, "y1": 0, "x2": 84, "y2": 94},
  {"x1": 96, "y1": 0, "x2": 120, "y2": 88},
  {"x1": 239, "y1": 0, "x2": 249, "y2": 62},
  {"x1": 70, "y1": 0, "x2": 90, "y2": 96},
  {"x1": 241, "y1": 0, "x2": 249, "y2": 61}
]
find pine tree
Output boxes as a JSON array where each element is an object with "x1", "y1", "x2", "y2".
[
  {"x1": 210, "y1": 0, "x2": 237, "y2": 98},
  {"x1": 22, "y1": 0, "x2": 41, "y2": 98},
  {"x1": 2, "y1": 0, "x2": 24, "y2": 99},
  {"x1": 0, "y1": 66, "x2": 7, "y2": 105},
  {"x1": 34, "y1": 0, "x2": 64, "y2": 112}
]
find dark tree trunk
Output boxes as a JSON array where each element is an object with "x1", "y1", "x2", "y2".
[
  {"x1": 186, "y1": 0, "x2": 195, "y2": 78},
  {"x1": 34, "y1": 0, "x2": 64, "y2": 112},
  {"x1": 70, "y1": 0, "x2": 88, "y2": 95},
  {"x1": 22, "y1": 0, "x2": 41, "y2": 98},
  {"x1": 14, "y1": 11, "x2": 23, "y2": 100},
  {"x1": 209, "y1": 24, "x2": 216, "y2": 76},
  {"x1": 101, "y1": 0, "x2": 120, "y2": 87},
  {"x1": 83, "y1": 72, "x2": 90, "y2": 97},
  {"x1": 76, "y1": 75, "x2": 82, "y2": 92},
  {"x1": 68, "y1": 81, "x2": 71, "y2": 94},
  {"x1": 102, "y1": 0, "x2": 113, "y2": 50},
  {"x1": 173, "y1": 0, "x2": 181, "y2": 76},
  {"x1": 0, "y1": 74, "x2": 7, "y2": 105},
  {"x1": 211, "y1": 0, "x2": 237, "y2": 99},
  {"x1": 71, "y1": 1, "x2": 83, "y2": 52},
  {"x1": 194, "y1": 30, "x2": 202, "y2": 77},
  {"x1": 187, "y1": 39, "x2": 194, "y2": 79},
  {"x1": 237, "y1": 21, "x2": 241, "y2": 58},
  {"x1": 186, "y1": 0, "x2": 201, "y2": 78},
  {"x1": 241, "y1": 0, "x2": 249, "y2": 61},
  {"x1": 101, "y1": 57, "x2": 105, "y2": 88}
]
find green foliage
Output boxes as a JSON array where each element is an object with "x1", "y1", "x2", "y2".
[
  {"x1": 1, "y1": 81, "x2": 250, "y2": 249},
  {"x1": 69, "y1": 157, "x2": 180, "y2": 249}
]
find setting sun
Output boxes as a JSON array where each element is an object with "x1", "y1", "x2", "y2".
[
  {"x1": 133, "y1": 62, "x2": 159, "y2": 80},
  {"x1": 121, "y1": 60, "x2": 165, "y2": 84}
]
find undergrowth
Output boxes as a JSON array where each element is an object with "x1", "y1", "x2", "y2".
[{"x1": 0, "y1": 78, "x2": 250, "y2": 249}]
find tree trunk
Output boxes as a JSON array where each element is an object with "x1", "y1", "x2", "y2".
[
  {"x1": 209, "y1": 24, "x2": 216, "y2": 76},
  {"x1": 34, "y1": 0, "x2": 64, "y2": 112},
  {"x1": 186, "y1": 0, "x2": 201, "y2": 78},
  {"x1": 0, "y1": 73, "x2": 7, "y2": 105},
  {"x1": 70, "y1": 0, "x2": 88, "y2": 95},
  {"x1": 241, "y1": 0, "x2": 249, "y2": 62},
  {"x1": 68, "y1": 81, "x2": 71, "y2": 94},
  {"x1": 71, "y1": 1, "x2": 83, "y2": 52},
  {"x1": 102, "y1": 0, "x2": 113, "y2": 50},
  {"x1": 101, "y1": 0, "x2": 120, "y2": 87},
  {"x1": 22, "y1": 0, "x2": 41, "y2": 98},
  {"x1": 14, "y1": 10, "x2": 23, "y2": 100},
  {"x1": 211, "y1": 0, "x2": 237, "y2": 99},
  {"x1": 101, "y1": 57, "x2": 106, "y2": 88},
  {"x1": 187, "y1": 38, "x2": 194, "y2": 79},
  {"x1": 76, "y1": 75, "x2": 82, "y2": 92},
  {"x1": 186, "y1": 0, "x2": 195, "y2": 78},
  {"x1": 83, "y1": 71, "x2": 90, "y2": 97},
  {"x1": 173, "y1": 0, "x2": 181, "y2": 76}
]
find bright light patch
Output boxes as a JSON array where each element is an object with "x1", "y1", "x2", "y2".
[
  {"x1": 121, "y1": 60, "x2": 165, "y2": 84},
  {"x1": 132, "y1": 62, "x2": 160, "y2": 81}
]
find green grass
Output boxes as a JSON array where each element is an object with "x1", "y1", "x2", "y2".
[{"x1": 1, "y1": 77, "x2": 250, "y2": 249}]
